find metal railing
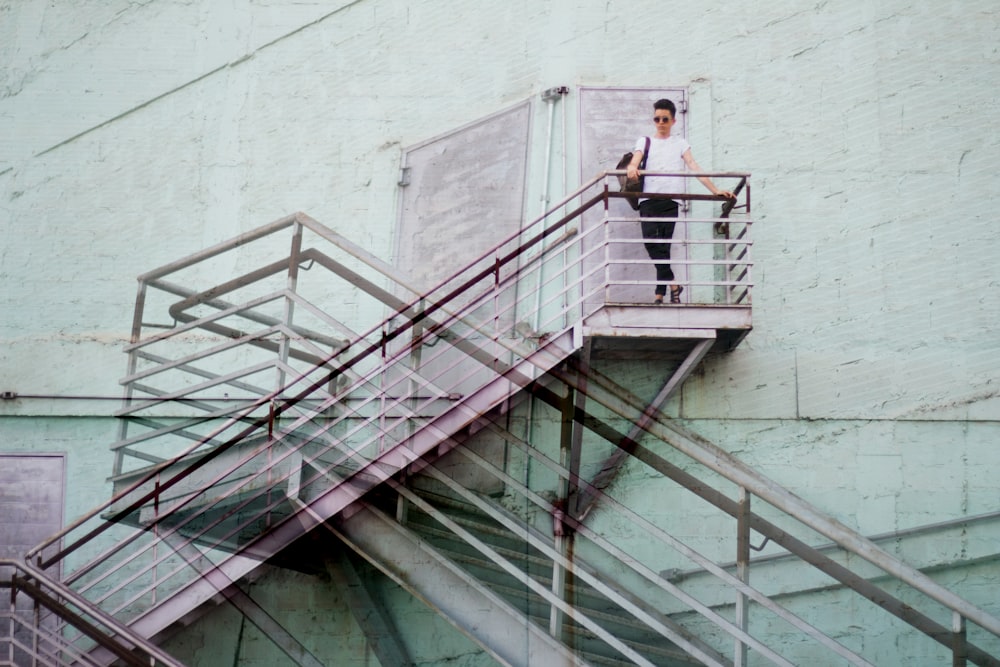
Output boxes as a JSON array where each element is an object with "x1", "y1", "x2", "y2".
[
  {"x1": 1, "y1": 559, "x2": 185, "y2": 667},
  {"x1": 360, "y1": 363, "x2": 1000, "y2": 666},
  {"x1": 7, "y1": 166, "x2": 999, "y2": 665},
  {"x1": 8, "y1": 172, "x2": 753, "y2": 663},
  {"x1": 591, "y1": 173, "x2": 752, "y2": 307}
]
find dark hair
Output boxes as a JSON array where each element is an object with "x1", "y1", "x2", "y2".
[{"x1": 653, "y1": 98, "x2": 676, "y2": 119}]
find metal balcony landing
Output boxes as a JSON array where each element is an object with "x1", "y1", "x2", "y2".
[{"x1": 584, "y1": 301, "x2": 752, "y2": 360}]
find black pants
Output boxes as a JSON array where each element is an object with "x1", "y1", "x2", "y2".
[{"x1": 639, "y1": 198, "x2": 679, "y2": 296}]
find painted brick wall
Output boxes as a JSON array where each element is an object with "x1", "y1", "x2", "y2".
[
  {"x1": 3, "y1": 1, "x2": 997, "y2": 418},
  {"x1": 1, "y1": 1, "x2": 998, "y2": 664}
]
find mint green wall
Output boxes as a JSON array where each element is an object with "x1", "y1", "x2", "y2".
[
  {"x1": 4, "y1": 2, "x2": 997, "y2": 415},
  {"x1": 2, "y1": 0, "x2": 998, "y2": 664}
]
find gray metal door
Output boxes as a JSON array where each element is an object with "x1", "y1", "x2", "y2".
[
  {"x1": 579, "y1": 87, "x2": 689, "y2": 305},
  {"x1": 393, "y1": 102, "x2": 532, "y2": 399},
  {"x1": 1, "y1": 454, "x2": 65, "y2": 665},
  {"x1": 395, "y1": 101, "x2": 531, "y2": 293}
]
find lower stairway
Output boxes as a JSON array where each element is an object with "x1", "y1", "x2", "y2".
[{"x1": 338, "y1": 483, "x2": 712, "y2": 666}]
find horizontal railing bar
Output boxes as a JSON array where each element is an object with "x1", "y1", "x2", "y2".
[
  {"x1": 609, "y1": 169, "x2": 752, "y2": 179},
  {"x1": 137, "y1": 214, "x2": 298, "y2": 283},
  {"x1": 148, "y1": 286, "x2": 354, "y2": 357},
  {"x1": 110, "y1": 409, "x2": 264, "y2": 452},
  {"x1": 138, "y1": 290, "x2": 350, "y2": 378},
  {"x1": 109, "y1": 444, "x2": 167, "y2": 465},
  {"x1": 118, "y1": 360, "x2": 279, "y2": 417},
  {"x1": 133, "y1": 350, "x2": 274, "y2": 397},
  {"x1": 605, "y1": 215, "x2": 751, "y2": 224},
  {"x1": 602, "y1": 280, "x2": 754, "y2": 289},
  {"x1": 162, "y1": 249, "x2": 358, "y2": 344},
  {"x1": 125, "y1": 287, "x2": 288, "y2": 352},
  {"x1": 606, "y1": 259, "x2": 753, "y2": 269},
  {"x1": 606, "y1": 240, "x2": 752, "y2": 248}
]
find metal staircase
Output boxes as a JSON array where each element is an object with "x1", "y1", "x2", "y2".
[
  {"x1": 330, "y1": 359, "x2": 1000, "y2": 667},
  {"x1": 5, "y1": 172, "x2": 1000, "y2": 666}
]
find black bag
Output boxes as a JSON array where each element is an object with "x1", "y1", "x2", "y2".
[{"x1": 616, "y1": 136, "x2": 650, "y2": 211}]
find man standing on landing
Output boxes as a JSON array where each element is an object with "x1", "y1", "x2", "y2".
[{"x1": 626, "y1": 98, "x2": 734, "y2": 304}]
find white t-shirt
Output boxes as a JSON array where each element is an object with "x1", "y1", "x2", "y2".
[{"x1": 634, "y1": 135, "x2": 691, "y2": 201}]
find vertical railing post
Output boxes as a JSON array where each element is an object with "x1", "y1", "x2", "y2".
[
  {"x1": 378, "y1": 323, "x2": 389, "y2": 454},
  {"x1": 744, "y1": 184, "x2": 753, "y2": 305},
  {"x1": 953, "y1": 612, "x2": 967, "y2": 667},
  {"x1": 493, "y1": 252, "x2": 502, "y2": 371},
  {"x1": 549, "y1": 384, "x2": 576, "y2": 643},
  {"x1": 116, "y1": 279, "x2": 149, "y2": 476},
  {"x1": 601, "y1": 179, "x2": 610, "y2": 307},
  {"x1": 559, "y1": 213, "x2": 571, "y2": 330},
  {"x1": 735, "y1": 487, "x2": 751, "y2": 666},
  {"x1": 5, "y1": 584, "x2": 13, "y2": 665},
  {"x1": 404, "y1": 299, "x2": 426, "y2": 450},
  {"x1": 266, "y1": 400, "x2": 276, "y2": 530},
  {"x1": 31, "y1": 588, "x2": 40, "y2": 667},
  {"x1": 277, "y1": 221, "x2": 304, "y2": 395},
  {"x1": 723, "y1": 222, "x2": 734, "y2": 306}
]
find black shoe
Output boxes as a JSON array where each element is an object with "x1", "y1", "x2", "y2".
[{"x1": 669, "y1": 286, "x2": 683, "y2": 304}]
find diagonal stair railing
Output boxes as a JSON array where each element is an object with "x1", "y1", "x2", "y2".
[
  {"x1": 0, "y1": 558, "x2": 186, "y2": 667},
  {"x1": 7, "y1": 165, "x2": 999, "y2": 667},
  {"x1": 6, "y1": 167, "x2": 999, "y2": 665},
  {"x1": 11, "y1": 173, "x2": 751, "y2": 663},
  {"x1": 334, "y1": 364, "x2": 1000, "y2": 666}
]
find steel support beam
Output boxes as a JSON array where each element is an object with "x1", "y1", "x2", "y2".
[
  {"x1": 575, "y1": 336, "x2": 714, "y2": 521},
  {"x1": 324, "y1": 550, "x2": 412, "y2": 667},
  {"x1": 324, "y1": 503, "x2": 582, "y2": 667}
]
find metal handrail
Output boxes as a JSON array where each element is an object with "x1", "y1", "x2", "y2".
[
  {"x1": 542, "y1": 356, "x2": 1000, "y2": 659},
  {"x1": 3, "y1": 172, "x2": 792, "y2": 664},
  {"x1": 24, "y1": 179, "x2": 616, "y2": 569},
  {"x1": 376, "y1": 370, "x2": 999, "y2": 665},
  {"x1": 1, "y1": 558, "x2": 187, "y2": 667},
  {"x1": 12, "y1": 167, "x2": 999, "y2": 665},
  {"x1": 402, "y1": 447, "x2": 854, "y2": 666}
]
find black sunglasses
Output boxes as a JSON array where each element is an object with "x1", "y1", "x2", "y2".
[{"x1": 653, "y1": 116, "x2": 673, "y2": 123}]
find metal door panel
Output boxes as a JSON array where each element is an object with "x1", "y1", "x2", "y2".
[
  {"x1": 396, "y1": 102, "x2": 531, "y2": 293},
  {"x1": 1, "y1": 453, "x2": 65, "y2": 666}
]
